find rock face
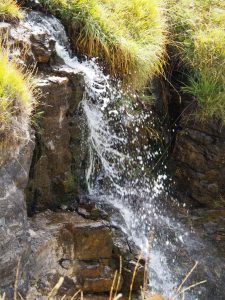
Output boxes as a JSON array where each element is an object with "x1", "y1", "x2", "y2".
[
  {"x1": 0, "y1": 8, "x2": 146, "y2": 299},
  {"x1": 27, "y1": 70, "x2": 86, "y2": 212},
  {"x1": 0, "y1": 140, "x2": 34, "y2": 297},
  {"x1": 154, "y1": 76, "x2": 225, "y2": 210},
  {"x1": 5, "y1": 10, "x2": 88, "y2": 212},
  {"x1": 28, "y1": 209, "x2": 144, "y2": 299},
  {"x1": 172, "y1": 116, "x2": 225, "y2": 209},
  {"x1": 0, "y1": 10, "x2": 87, "y2": 295}
]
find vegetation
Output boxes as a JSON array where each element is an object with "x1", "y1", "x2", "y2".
[
  {"x1": 0, "y1": 42, "x2": 35, "y2": 159},
  {"x1": 0, "y1": 0, "x2": 223, "y2": 156},
  {"x1": 38, "y1": 0, "x2": 224, "y2": 120},
  {"x1": 167, "y1": 0, "x2": 225, "y2": 121},
  {"x1": 0, "y1": 0, "x2": 23, "y2": 21},
  {"x1": 39, "y1": 0, "x2": 167, "y2": 89}
]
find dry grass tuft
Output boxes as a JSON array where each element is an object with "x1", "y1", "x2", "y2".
[
  {"x1": 0, "y1": 39, "x2": 36, "y2": 163},
  {"x1": 0, "y1": 0, "x2": 23, "y2": 21}
]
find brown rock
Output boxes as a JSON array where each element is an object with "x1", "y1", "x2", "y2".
[
  {"x1": 61, "y1": 222, "x2": 113, "y2": 260},
  {"x1": 28, "y1": 210, "x2": 145, "y2": 297},
  {"x1": 26, "y1": 71, "x2": 86, "y2": 211}
]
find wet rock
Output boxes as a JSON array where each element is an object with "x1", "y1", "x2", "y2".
[
  {"x1": 26, "y1": 71, "x2": 86, "y2": 212},
  {"x1": 30, "y1": 32, "x2": 56, "y2": 63}
]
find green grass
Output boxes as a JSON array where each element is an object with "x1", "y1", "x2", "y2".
[
  {"x1": 0, "y1": 43, "x2": 35, "y2": 157},
  {"x1": 167, "y1": 0, "x2": 225, "y2": 121},
  {"x1": 39, "y1": 0, "x2": 167, "y2": 89},
  {"x1": 0, "y1": 0, "x2": 23, "y2": 21}
]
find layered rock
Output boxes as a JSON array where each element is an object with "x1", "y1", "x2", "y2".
[
  {"x1": 26, "y1": 70, "x2": 86, "y2": 212},
  {"x1": 172, "y1": 116, "x2": 225, "y2": 209},
  {"x1": 27, "y1": 209, "x2": 144, "y2": 299},
  {"x1": 154, "y1": 75, "x2": 225, "y2": 210}
]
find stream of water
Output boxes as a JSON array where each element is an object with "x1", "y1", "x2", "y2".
[{"x1": 25, "y1": 11, "x2": 224, "y2": 300}]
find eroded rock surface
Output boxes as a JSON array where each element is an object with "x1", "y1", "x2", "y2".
[
  {"x1": 173, "y1": 117, "x2": 225, "y2": 209},
  {"x1": 28, "y1": 210, "x2": 144, "y2": 299},
  {"x1": 26, "y1": 70, "x2": 86, "y2": 212},
  {"x1": 0, "y1": 140, "x2": 34, "y2": 297}
]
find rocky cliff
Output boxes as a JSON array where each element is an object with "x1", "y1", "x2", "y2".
[
  {"x1": 0, "y1": 7, "x2": 145, "y2": 299},
  {"x1": 1, "y1": 1, "x2": 225, "y2": 299}
]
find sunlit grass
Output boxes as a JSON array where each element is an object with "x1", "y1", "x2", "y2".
[
  {"x1": 167, "y1": 0, "x2": 225, "y2": 121},
  {"x1": 0, "y1": 42, "x2": 36, "y2": 157},
  {"x1": 0, "y1": 0, "x2": 23, "y2": 21},
  {"x1": 0, "y1": 47, "x2": 34, "y2": 123},
  {"x1": 39, "y1": 0, "x2": 167, "y2": 90}
]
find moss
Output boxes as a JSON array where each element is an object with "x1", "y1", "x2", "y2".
[
  {"x1": 64, "y1": 172, "x2": 76, "y2": 193},
  {"x1": 167, "y1": 0, "x2": 225, "y2": 122},
  {"x1": 0, "y1": 0, "x2": 23, "y2": 21},
  {"x1": 39, "y1": 0, "x2": 167, "y2": 90}
]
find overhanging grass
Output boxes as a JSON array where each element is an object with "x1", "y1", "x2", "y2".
[
  {"x1": 39, "y1": 0, "x2": 167, "y2": 89},
  {"x1": 167, "y1": 0, "x2": 225, "y2": 121},
  {"x1": 0, "y1": 0, "x2": 23, "y2": 21},
  {"x1": 0, "y1": 42, "x2": 35, "y2": 159}
]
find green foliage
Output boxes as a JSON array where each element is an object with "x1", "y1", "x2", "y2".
[
  {"x1": 0, "y1": 43, "x2": 35, "y2": 156},
  {"x1": 64, "y1": 173, "x2": 76, "y2": 193},
  {"x1": 0, "y1": 0, "x2": 23, "y2": 20},
  {"x1": 39, "y1": 0, "x2": 167, "y2": 90},
  {"x1": 0, "y1": 46, "x2": 34, "y2": 124},
  {"x1": 167, "y1": 0, "x2": 225, "y2": 121}
]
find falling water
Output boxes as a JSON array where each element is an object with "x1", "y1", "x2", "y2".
[{"x1": 24, "y1": 11, "x2": 224, "y2": 300}]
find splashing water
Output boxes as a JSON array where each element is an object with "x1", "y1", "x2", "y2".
[
  {"x1": 24, "y1": 11, "x2": 225, "y2": 300},
  {"x1": 24, "y1": 10, "x2": 182, "y2": 297}
]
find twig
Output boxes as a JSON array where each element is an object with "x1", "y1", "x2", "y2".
[
  {"x1": 71, "y1": 289, "x2": 81, "y2": 300},
  {"x1": 81, "y1": 290, "x2": 84, "y2": 300},
  {"x1": 171, "y1": 261, "x2": 198, "y2": 299},
  {"x1": 110, "y1": 270, "x2": 118, "y2": 300},
  {"x1": 18, "y1": 292, "x2": 25, "y2": 300},
  {"x1": 14, "y1": 258, "x2": 21, "y2": 300},
  {"x1": 48, "y1": 277, "x2": 64, "y2": 298},
  {"x1": 174, "y1": 280, "x2": 207, "y2": 299},
  {"x1": 114, "y1": 256, "x2": 122, "y2": 298},
  {"x1": 129, "y1": 253, "x2": 142, "y2": 300},
  {"x1": 113, "y1": 294, "x2": 123, "y2": 300}
]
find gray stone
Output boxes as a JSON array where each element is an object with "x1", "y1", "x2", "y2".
[{"x1": 0, "y1": 138, "x2": 34, "y2": 297}]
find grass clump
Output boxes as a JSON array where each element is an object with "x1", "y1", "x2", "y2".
[
  {"x1": 0, "y1": 43, "x2": 35, "y2": 162},
  {"x1": 167, "y1": 0, "x2": 225, "y2": 122},
  {"x1": 39, "y1": 0, "x2": 167, "y2": 89},
  {"x1": 0, "y1": 0, "x2": 23, "y2": 21}
]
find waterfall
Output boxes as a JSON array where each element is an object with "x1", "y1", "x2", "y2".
[{"x1": 24, "y1": 11, "x2": 215, "y2": 300}]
